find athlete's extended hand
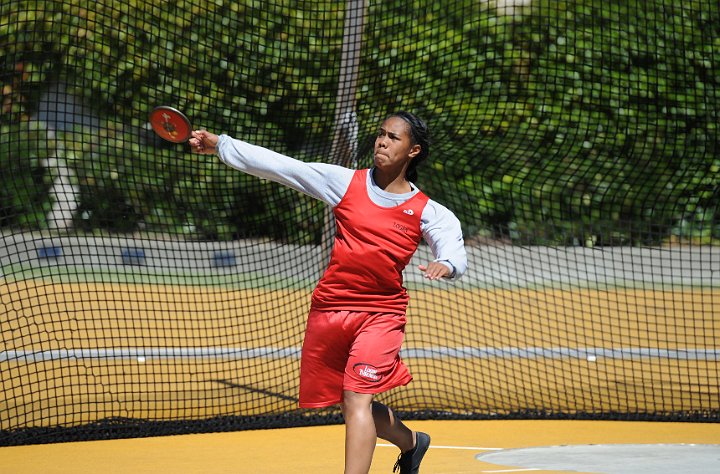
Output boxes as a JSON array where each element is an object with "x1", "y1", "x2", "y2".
[
  {"x1": 189, "y1": 130, "x2": 219, "y2": 154},
  {"x1": 418, "y1": 261, "x2": 452, "y2": 280}
]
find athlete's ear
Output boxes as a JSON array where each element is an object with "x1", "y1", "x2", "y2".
[{"x1": 408, "y1": 144, "x2": 421, "y2": 159}]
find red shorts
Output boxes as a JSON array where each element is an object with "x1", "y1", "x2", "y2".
[{"x1": 298, "y1": 309, "x2": 412, "y2": 408}]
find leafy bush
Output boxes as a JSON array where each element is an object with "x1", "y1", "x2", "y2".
[
  {"x1": 0, "y1": 121, "x2": 52, "y2": 228},
  {"x1": 1, "y1": 0, "x2": 718, "y2": 244}
]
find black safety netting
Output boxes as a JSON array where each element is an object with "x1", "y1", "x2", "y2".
[{"x1": 1, "y1": 0, "x2": 718, "y2": 446}]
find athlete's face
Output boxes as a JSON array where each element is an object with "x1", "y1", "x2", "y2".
[{"x1": 373, "y1": 117, "x2": 421, "y2": 171}]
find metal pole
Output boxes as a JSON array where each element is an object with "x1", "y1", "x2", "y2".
[{"x1": 321, "y1": 0, "x2": 367, "y2": 267}]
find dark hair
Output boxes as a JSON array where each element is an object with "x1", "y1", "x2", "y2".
[{"x1": 388, "y1": 111, "x2": 430, "y2": 182}]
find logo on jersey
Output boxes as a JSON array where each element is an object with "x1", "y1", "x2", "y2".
[
  {"x1": 393, "y1": 221, "x2": 409, "y2": 234},
  {"x1": 353, "y1": 363, "x2": 383, "y2": 382},
  {"x1": 403, "y1": 209, "x2": 414, "y2": 215}
]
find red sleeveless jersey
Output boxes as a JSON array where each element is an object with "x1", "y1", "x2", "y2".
[{"x1": 311, "y1": 169, "x2": 430, "y2": 314}]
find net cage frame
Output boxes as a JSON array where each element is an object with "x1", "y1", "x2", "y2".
[{"x1": 0, "y1": 0, "x2": 719, "y2": 445}]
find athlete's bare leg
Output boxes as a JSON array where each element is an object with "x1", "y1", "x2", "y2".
[
  {"x1": 341, "y1": 390, "x2": 377, "y2": 474},
  {"x1": 341, "y1": 391, "x2": 418, "y2": 474},
  {"x1": 372, "y1": 401, "x2": 415, "y2": 452}
]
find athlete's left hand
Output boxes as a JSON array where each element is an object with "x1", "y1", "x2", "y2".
[{"x1": 418, "y1": 261, "x2": 451, "y2": 280}]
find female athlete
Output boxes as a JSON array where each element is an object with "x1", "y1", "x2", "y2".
[{"x1": 189, "y1": 111, "x2": 467, "y2": 474}]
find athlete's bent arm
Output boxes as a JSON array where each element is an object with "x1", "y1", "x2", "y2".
[{"x1": 420, "y1": 201, "x2": 467, "y2": 280}]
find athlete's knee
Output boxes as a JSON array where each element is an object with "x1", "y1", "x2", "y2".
[
  {"x1": 341, "y1": 391, "x2": 373, "y2": 418},
  {"x1": 371, "y1": 401, "x2": 394, "y2": 436},
  {"x1": 372, "y1": 401, "x2": 392, "y2": 424}
]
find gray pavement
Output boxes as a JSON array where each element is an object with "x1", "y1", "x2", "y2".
[
  {"x1": 2, "y1": 230, "x2": 718, "y2": 289},
  {"x1": 476, "y1": 443, "x2": 720, "y2": 474}
]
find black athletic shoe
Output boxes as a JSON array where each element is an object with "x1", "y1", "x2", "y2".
[{"x1": 392, "y1": 431, "x2": 430, "y2": 474}]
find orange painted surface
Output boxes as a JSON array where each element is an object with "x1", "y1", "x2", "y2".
[{"x1": 1, "y1": 420, "x2": 719, "y2": 473}]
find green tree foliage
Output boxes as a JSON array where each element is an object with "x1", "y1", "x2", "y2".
[
  {"x1": 1, "y1": 0, "x2": 718, "y2": 244},
  {"x1": 0, "y1": 122, "x2": 52, "y2": 228}
]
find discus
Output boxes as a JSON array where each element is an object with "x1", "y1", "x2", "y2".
[{"x1": 149, "y1": 106, "x2": 192, "y2": 143}]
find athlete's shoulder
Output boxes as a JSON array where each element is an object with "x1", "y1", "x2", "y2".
[{"x1": 422, "y1": 198, "x2": 461, "y2": 224}]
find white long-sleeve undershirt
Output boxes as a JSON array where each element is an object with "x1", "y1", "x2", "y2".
[{"x1": 216, "y1": 134, "x2": 467, "y2": 279}]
